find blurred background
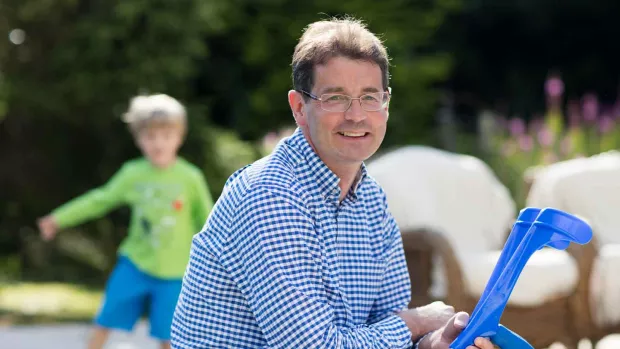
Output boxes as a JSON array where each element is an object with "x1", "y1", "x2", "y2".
[{"x1": 3, "y1": 0, "x2": 620, "y2": 348}]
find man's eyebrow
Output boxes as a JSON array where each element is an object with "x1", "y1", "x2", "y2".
[
  {"x1": 320, "y1": 86, "x2": 382, "y2": 94},
  {"x1": 320, "y1": 87, "x2": 345, "y2": 94},
  {"x1": 361, "y1": 87, "x2": 381, "y2": 93}
]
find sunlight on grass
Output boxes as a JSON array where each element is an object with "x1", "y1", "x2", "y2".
[{"x1": 0, "y1": 283, "x2": 102, "y2": 322}]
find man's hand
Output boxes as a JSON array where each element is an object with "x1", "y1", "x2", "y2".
[
  {"x1": 37, "y1": 215, "x2": 58, "y2": 241},
  {"x1": 419, "y1": 312, "x2": 498, "y2": 349},
  {"x1": 398, "y1": 301, "x2": 455, "y2": 338}
]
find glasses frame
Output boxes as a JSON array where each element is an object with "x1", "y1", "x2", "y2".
[{"x1": 297, "y1": 87, "x2": 392, "y2": 112}]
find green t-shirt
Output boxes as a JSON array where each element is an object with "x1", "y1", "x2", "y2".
[{"x1": 52, "y1": 157, "x2": 214, "y2": 279}]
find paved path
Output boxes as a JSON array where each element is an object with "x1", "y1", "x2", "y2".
[
  {"x1": 0, "y1": 322, "x2": 158, "y2": 349},
  {"x1": 1, "y1": 323, "x2": 619, "y2": 349}
]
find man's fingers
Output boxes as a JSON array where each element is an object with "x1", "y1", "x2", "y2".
[
  {"x1": 440, "y1": 311, "x2": 469, "y2": 342},
  {"x1": 474, "y1": 337, "x2": 498, "y2": 349}
]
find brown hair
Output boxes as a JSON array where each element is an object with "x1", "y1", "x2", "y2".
[{"x1": 292, "y1": 17, "x2": 390, "y2": 99}]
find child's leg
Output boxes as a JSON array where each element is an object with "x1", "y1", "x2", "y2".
[
  {"x1": 159, "y1": 341, "x2": 171, "y2": 349},
  {"x1": 92, "y1": 256, "x2": 150, "y2": 347},
  {"x1": 148, "y1": 277, "x2": 183, "y2": 344},
  {"x1": 87, "y1": 326, "x2": 111, "y2": 349}
]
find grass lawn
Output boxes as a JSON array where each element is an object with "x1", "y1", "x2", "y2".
[{"x1": 0, "y1": 283, "x2": 102, "y2": 325}]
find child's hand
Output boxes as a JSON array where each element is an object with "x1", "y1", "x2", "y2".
[{"x1": 37, "y1": 215, "x2": 58, "y2": 241}]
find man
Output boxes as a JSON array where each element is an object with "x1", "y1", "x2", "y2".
[{"x1": 171, "y1": 17, "x2": 497, "y2": 349}]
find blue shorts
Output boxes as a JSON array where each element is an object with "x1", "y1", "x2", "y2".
[{"x1": 94, "y1": 256, "x2": 182, "y2": 341}]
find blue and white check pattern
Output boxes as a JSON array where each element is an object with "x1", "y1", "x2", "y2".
[{"x1": 171, "y1": 128, "x2": 415, "y2": 348}]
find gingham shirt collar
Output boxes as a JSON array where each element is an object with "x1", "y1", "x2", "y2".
[{"x1": 286, "y1": 127, "x2": 368, "y2": 203}]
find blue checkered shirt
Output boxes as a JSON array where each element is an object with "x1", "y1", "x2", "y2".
[{"x1": 171, "y1": 128, "x2": 416, "y2": 348}]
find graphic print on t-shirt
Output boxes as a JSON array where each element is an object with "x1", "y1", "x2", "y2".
[{"x1": 134, "y1": 183, "x2": 184, "y2": 247}]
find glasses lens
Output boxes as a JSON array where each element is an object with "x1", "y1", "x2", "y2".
[
  {"x1": 321, "y1": 94, "x2": 351, "y2": 112},
  {"x1": 319, "y1": 92, "x2": 389, "y2": 112},
  {"x1": 360, "y1": 93, "x2": 387, "y2": 111}
]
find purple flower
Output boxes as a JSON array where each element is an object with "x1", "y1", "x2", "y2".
[
  {"x1": 599, "y1": 115, "x2": 615, "y2": 134},
  {"x1": 518, "y1": 134, "x2": 534, "y2": 152},
  {"x1": 529, "y1": 117, "x2": 543, "y2": 134},
  {"x1": 545, "y1": 76, "x2": 564, "y2": 98},
  {"x1": 537, "y1": 126, "x2": 554, "y2": 147},
  {"x1": 509, "y1": 117, "x2": 526, "y2": 136},
  {"x1": 582, "y1": 93, "x2": 599, "y2": 123},
  {"x1": 613, "y1": 101, "x2": 620, "y2": 119}
]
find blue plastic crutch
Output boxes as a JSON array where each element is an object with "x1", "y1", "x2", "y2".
[
  {"x1": 467, "y1": 208, "x2": 569, "y2": 318},
  {"x1": 449, "y1": 207, "x2": 593, "y2": 349}
]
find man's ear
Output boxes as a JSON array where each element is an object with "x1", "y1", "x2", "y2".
[{"x1": 288, "y1": 90, "x2": 307, "y2": 126}]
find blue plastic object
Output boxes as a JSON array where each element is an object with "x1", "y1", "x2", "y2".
[{"x1": 450, "y1": 207, "x2": 593, "y2": 349}]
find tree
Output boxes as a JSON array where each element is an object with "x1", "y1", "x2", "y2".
[
  {"x1": 0, "y1": 0, "x2": 461, "y2": 282},
  {"x1": 440, "y1": 0, "x2": 620, "y2": 119},
  {"x1": 0, "y1": 0, "x2": 243, "y2": 281},
  {"x1": 199, "y1": 0, "x2": 462, "y2": 147}
]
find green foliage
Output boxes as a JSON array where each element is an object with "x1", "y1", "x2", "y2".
[
  {"x1": 0, "y1": 0, "x2": 241, "y2": 282},
  {"x1": 0, "y1": 78, "x2": 7, "y2": 122},
  {"x1": 443, "y1": 0, "x2": 620, "y2": 115},
  {"x1": 0, "y1": 0, "x2": 459, "y2": 283},
  {"x1": 202, "y1": 0, "x2": 461, "y2": 145}
]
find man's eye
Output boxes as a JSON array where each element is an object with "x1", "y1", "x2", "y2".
[
  {"x1": 326, "y1": 95, "x2": 347, "y2": 101},
  {"x1": 362, "y1": 95, "x2": 379, "y2": 102}
]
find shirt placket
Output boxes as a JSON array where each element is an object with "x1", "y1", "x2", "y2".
[{"x1": 334, "y1": 193, "x2": 355, "y2": 327}]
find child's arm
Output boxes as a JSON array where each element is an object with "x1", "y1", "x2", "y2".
[
  {"x1": 38, "y1": 164, "x2": 131, "y2": 240},
  {"x1": 191, "y1": 172, "x2": 215, "y2": 233}
]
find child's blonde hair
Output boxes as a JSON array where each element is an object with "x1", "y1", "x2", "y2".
[{"x1": 122, "y1": 94, "x2": 187, "y2": 135}]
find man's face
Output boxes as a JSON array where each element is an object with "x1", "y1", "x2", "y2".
[
  {"x1": 136, "y1": 124, "x2": 183, "y2": 168},
  {"x1": 290, "y1": 56, "x2": 389, "y2": 169}
]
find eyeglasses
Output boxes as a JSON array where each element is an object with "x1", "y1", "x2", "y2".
[{"x1": 298, "y1": 89, "x2": 390, "y2": 112}]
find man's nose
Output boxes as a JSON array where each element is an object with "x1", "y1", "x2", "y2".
[{"x1": 344, "y1": 99, "x2": 367, "y2": 122}]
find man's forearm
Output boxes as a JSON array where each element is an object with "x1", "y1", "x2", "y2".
[{"x1": 397, "y1": 311, "x2": 427, "y2": 341}]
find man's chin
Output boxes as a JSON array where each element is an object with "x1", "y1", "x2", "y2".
[
  {"x1": 338, "y1": 152, "x2": 373, "y2": 164},
  {"x1": 340, "y1": 147, "x2": 379, "y2": 163}
]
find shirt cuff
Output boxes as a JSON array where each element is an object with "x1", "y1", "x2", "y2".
[
  {"x1": 413, "y1": 331, "x2": 432, "y2": 349},
  {"x1": 374, "y1": 314, "x2": 416, "y2": 348}
]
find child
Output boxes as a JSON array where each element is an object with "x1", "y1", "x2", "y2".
[{"x1": 37, "y1": 93, "x2": 214, "y2": 349}]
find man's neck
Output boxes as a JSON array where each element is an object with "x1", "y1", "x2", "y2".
[
  {"x1": 331, "y1": 162, "x2": 362, "y2": 202},
  {"x1": 299, "y1": 129, "x2": 362, "y2": 201}
]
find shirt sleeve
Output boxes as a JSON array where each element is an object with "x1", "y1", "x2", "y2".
[
  {"x1": 190, "y1": 171, "x2": 214, "y2": 233},
  {"x1": 366, "y1": 196, "x2": 412, "y2": 326},
  {"x1": 52, "y1": 163, "x2": 130, "y2": 229},
  {"x1": 173, "y1": 187, "x2": 414, "y2": 349}
]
